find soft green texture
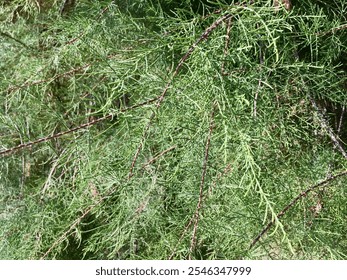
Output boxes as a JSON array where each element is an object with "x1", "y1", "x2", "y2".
[{"x1": 0, "y1": 0, "x2": 346, "y2": 259}]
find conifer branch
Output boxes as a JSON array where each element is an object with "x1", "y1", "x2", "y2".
[
  {"x1": 169, "y1": 167, "x2": 235, "y2": 260},
  {"x1": 221, "y1": 17, "x2": 232, "y2": 76},
  {"x1": 250, "y1": 169, "x2": 347, "y2": 249},
  {"x1": 169, "y1": 103, "x2": 223, "y2": 260},
  {"x1": 316, "y1": 23, "x2": 347, "y2": 36},
  {"x1": 40, "y1": 203, "x2": 95, "y2": 259},
  {"x1": 65, "y1": 3, "x2": 112, "y2": 45},
  {"x1": 128, "y1": 12, "x2": 233, "y2": 178},
  {"x1": 141, "y1": 145, "x2": 177, "y2": 169},
  {"x1": 189, "y1": 102, "x2": 216, "y2": 259},
  {"x1": 0, "y1": 97, "x2": 159, "y2": 157},
  {"x1": 41, "y1": 140, "x2": 174, "y2": 259}
]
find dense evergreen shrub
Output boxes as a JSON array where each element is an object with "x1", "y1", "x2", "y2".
[{"x1": 0, "y1": 0, "x2": 346, "y2": 259}]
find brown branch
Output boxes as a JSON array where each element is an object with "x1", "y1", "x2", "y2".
[
  {"x1": 188, "y1": 102, "x2": 216, "y2": 259},
  {"x1": 157, "y1": 13, "x2": 232, "y2": 105},
  {"x1": 0, "y1": 31, "x2": 32, "y2": 50},
  {"x1": 168, "y1": 163, "x2": 232, "y2": 260},
  {"x1": 0, "y1": 97, "x2": 159, "y2": 157},
  {"x1": 0, "y1": 115, "x2": 110, "y2": 157},
  {"x1": 141, "y1": 145, "x2": 177, "y2": 169},
  {"x1": 208, "y1": 163, "x2": 232, "y2": 195},
  {"x1": 250, "y1": 169, "x2": 347, "y2": 249},
  {"x1": 168, "y1": 217, "x2": 195, "y2": 260},
  {"x1": 316, "y1": 24, "x2": 347, "y2": 36}
]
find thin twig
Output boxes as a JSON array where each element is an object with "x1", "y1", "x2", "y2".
[
  {"x1": 221, "y1": 17, "x2": 232, "y2": 76},
  {"x1": 253, "y1": 22, "x2": 265, "y2": 118},
  {"x1": 189, "y1": 102, "x2": 216, "y2": 259},
  {"x1": 129, "y1": 13, "x2": 233, "y2": 178},
  {"x1": 0, "y1": 31, "x2": 32, "y2": 49},
  {"x1": 0, "y1": 97, "x2": 159, "y2": 157},
  {"x1": 316, "y1": 23, "x2": 347, "y2": 36},
  {"x1": 337, "y1": 105, "x2": 345, "y2": 136},
  {"x1": 309, "y1": 96, "x2": 347, "y2": 159},
  {"x1": 128, "y1": 119, "x2": 153, "y2": 179},
  {"x1": 141, "y1": 145, "x2": 177, "y2": 169},
  {"x1": 0, "y1": 115, "x2": 110, "y2": 157},
  {"x1": 169, "y1": 162, "x2": 232, "y2": 260},
  {"x1": 253, "y1": 79, "x2": 262, "y2": 118},
  {"x1": 157, "y1": 13, "x2": 232, "y2": 105},
  {"x1": 168, "y1": 218, "x2": 195, "y2": 260},
  {"x1": 41, "y1": 157, "x2": 61, "y2": 198},
  {"x1": 250, "y1": 169, "x2": 347, "y2": 249}
]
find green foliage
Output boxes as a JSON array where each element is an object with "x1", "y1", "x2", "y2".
[{"x1": 0, "y1": 0, "x2": 346, "y2": 259}]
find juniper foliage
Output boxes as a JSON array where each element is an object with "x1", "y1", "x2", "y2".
[{"x1": 0, "y1": 0, "x2": 346, "y2": 259}]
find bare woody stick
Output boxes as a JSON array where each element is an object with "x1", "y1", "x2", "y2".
[{"x1": 250, "y1": 169, "x2": 347, "y2": 249}]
